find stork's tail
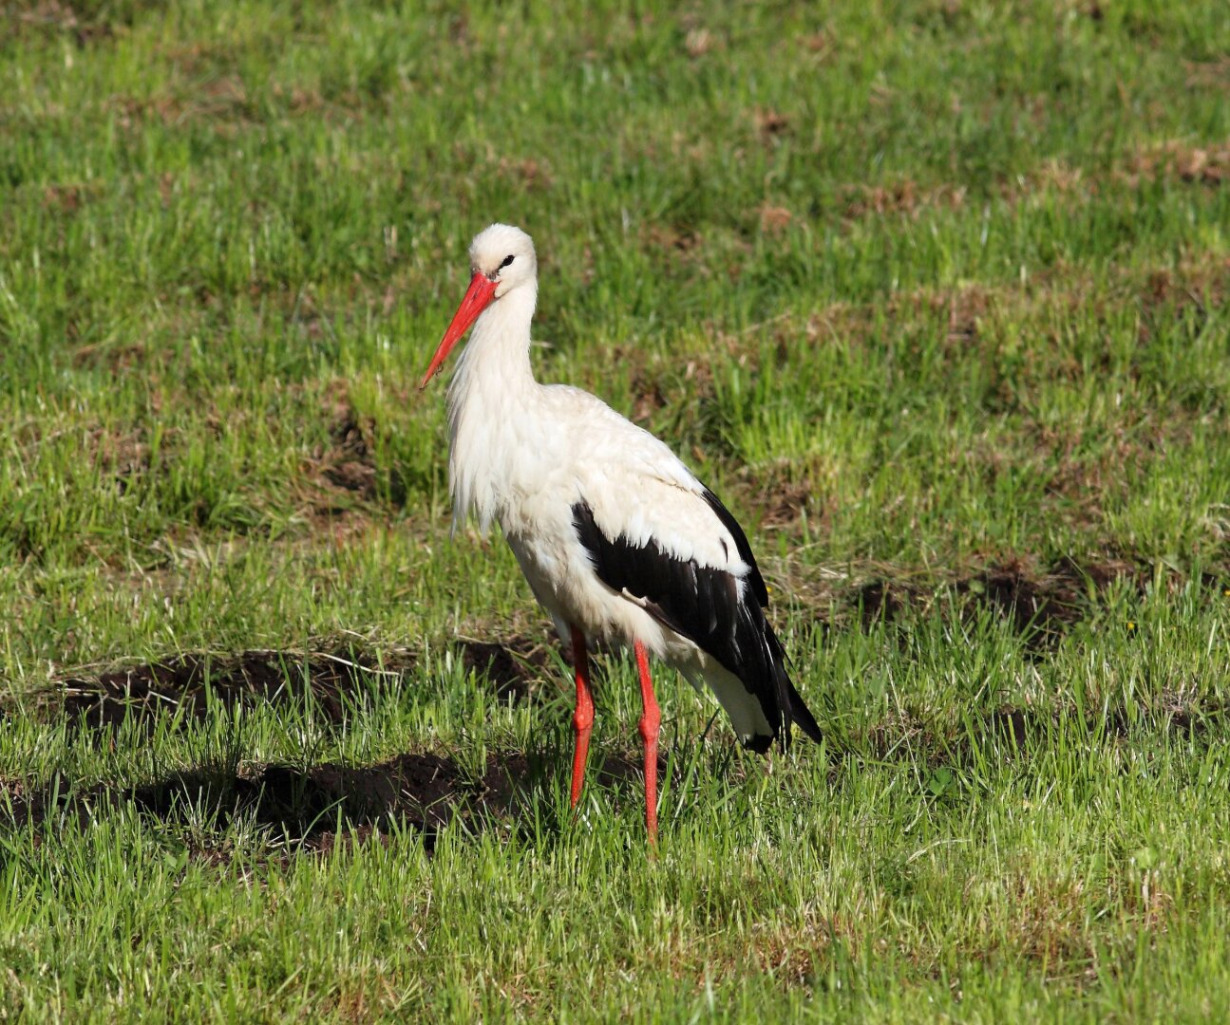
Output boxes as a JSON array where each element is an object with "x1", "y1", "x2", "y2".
[{"x1": 707, "y1": 612, "x2": 823, "y2": 754}]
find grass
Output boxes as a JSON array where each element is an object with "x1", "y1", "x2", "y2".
[{"x1": 1, "y1": 0, "x2": 1229, "y2": 1020}]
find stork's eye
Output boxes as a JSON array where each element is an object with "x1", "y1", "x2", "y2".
[{"x1": 500, "y1": 254, "x2": 515, "y2": 269}]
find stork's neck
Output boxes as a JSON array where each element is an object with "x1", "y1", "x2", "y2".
[
  {"x1": 450, "y1": 281, "x2": 538, "y2": 396},
  {"x1": 445, "y1": 281, "x2": 543, "y2": 533}
]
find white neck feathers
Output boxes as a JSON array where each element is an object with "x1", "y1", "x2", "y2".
[{"x1": 445, "y1": 282, "x2": 540, "y2": 534}]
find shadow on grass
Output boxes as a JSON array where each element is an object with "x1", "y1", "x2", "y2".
[
  {"x1": 15, "y1": 560, "x2": 1225, "y2": 858},
  {"x1": 2, "y1": 745, "x2": 669, "y2": 859},
  {"x1": 2, "y1": 634, "x2": 673, "y2": 859}
]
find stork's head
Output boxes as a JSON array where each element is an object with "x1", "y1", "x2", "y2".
[
  {"x1": 470, "y1": 223, "x2": 537, "y2": 296},
  {"x1": 420, "y1": 223, "x2": 537, "y2": 388}
]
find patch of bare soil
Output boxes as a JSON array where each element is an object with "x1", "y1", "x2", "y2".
[
  {"x1": 8, "y1": 0, "x2": 116, "y2": 45},
  {"x1": 496, "y1": 156, "x2": 554, "y2": 192},
  {"x1": 312, "y1": 382, "x2": 379, "y2": 502},
  {"x1": 458, "y1": 637, "x2": 556, "y2": 703},
  {"x1": 3, "y1": 631, "x2": 666, "y2": 856},
  {"x1": 51, "y1": 636, "x2": 555, "y2": 731},
  {"x1": 303, "y1": 381, "x2": 419, "y2": 512},
  {"x1": 863, "y1": 706, "x2": 1039, "y2": 767},
  {"x1": 753, "y1": 107, "x2": 791, "y2": 144},
  {"x1": 0, "y1": 752, "x2": 479, "y2": 852},
  {"x1": 833, "y1": 138, "x2": 1229, "y2": 228},
  {"x1": 641, "y1": 222, "x2": 702, "y2": 258},
  {"x1": 319, "y1": 408, "x2": 379, "y2": 499},
  {"x1": 57, "y1": 649, "x2": 393, "y2": 729},
  {"x1": 840, "y1": 180, "x2": 967, "y2": 220},
  {"x1": 853, "y1": 556, "x2": 1150, "y2": 644},
  {"x1": 757, "y1": 204, "x2": 794, "y2": 235},
  {"x1": 1122, "y1": 140, "x2": 1230, "y2": 188},
  {"x1": 70, "y1": 339, "x2": 150, "y2": 373},
  {"x1": 955, "y1": 561, "x2": 1089, "y2": 637},
  {"x1": 862, "y1": 691, "x2": 1228, "y2": 776},
  {"x1": 1185, "y1": 56, "x2": 1230, "y2": 92}
]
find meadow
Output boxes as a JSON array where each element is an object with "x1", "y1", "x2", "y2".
[{"x1": 1, "y1": 0, "x2": 1229, "y2": 1020}]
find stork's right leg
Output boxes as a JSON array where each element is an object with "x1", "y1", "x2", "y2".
[
  {"x1": 569, "y1": 625, "x2": 594, "y2": 809},
  {"x1": 634, "y1": 641, "x2": 661, "y2": 845}
]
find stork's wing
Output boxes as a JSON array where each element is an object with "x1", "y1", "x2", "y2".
[
  {"x1": 697, "y1": 486, "x2": 769, "y2": 608},
  {"x1": 572, "y1": 494, "x2": 745, "y2": 653},
  {"x1": 571, "y1": 489, "x2": 822, "y2": 752},
  {"x1": 556, "y1": 387, "x2": 822, "y2": 751},
  {"x1": 556, "y1": 388, "x2": 767, "y2": 600}
]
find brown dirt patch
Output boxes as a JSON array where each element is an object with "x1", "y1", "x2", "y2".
[
  {"x1": 641, "y1": 222, "x2": 702, "y2": 257},
  {"x1": 683, "y1": 27, "x2": 719, "y2": 59},
  {"x1": 835, "y1": 138, "x2": 1228, "y2": 227},
  {"x1": 862, "y1": 692, "x2": 1227, "y2": 775},
  {"x1": 8, "y1": 630, "x2": 682, "y2": 857},
  {"x1": 731, "y1": 464, "x2": 823, "y2": 532},
  {"x1": 496, "y1": 157, "x2": 554, "y2": 192},
  {"x1": 2, "y1": 752, "x2": 489, "y2": 851},
  {"x1": 620, "y1": 348, "x2": 671, "y2": 422},
  {"x1": 1185, "y1": 56, "x2": 1230, "y2": 92},
  {"x1": 304, "y1": 382, "x2": 396, "y2": 509},
  {"x1": 50, "y1": 636, "x2": 558, "y2": 731},
  {"x1": 1122, "y1": 140, "x2": 1230, "y2": 188},
  {"x1": 71, "y1": 340, "x2": 150, "y2": 373},
  {"x1": 954, "y1": 561, "x2": 1088, "y2": 637},
  {"x1": 9, "y1": 0, "x2": 116, "y2": 45},
  {"x1": 855, "y1": 578, "x2": 916, "y2": 630},
  {"x1": 56, "y1": 648, "x2": 403, "y2": 728},
  {"x1": 4, "y1": 630, "x2": 671, "y2": 856},
  {"x1": 757, "y1": 204, "x2": 794, "y2": 235},
  {"x1": 319, "y1": 407, "x2": 378, "y2": 499},
  {"x1": 753, "y1": 108, "x2": 791, "y2": 143},
  {"x1": 854, "y1": 556, "x2": 1148, "y2": 641},
  {"x1": 458, "y1": 636, "x2": 556, "y2": 703},
  {"x1": 840, "y1": 181, "x2": 967, "y2": 220},
  {"x1": 41, "y1": 182, "x2": 97, "y2": 215}
]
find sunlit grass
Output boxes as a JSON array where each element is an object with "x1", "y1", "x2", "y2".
[{"x1": 1, "y1": 0, "x2": 1229, "y2": 1021}]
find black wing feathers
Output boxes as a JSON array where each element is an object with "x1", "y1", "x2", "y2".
[
  {"x1": 571, "y1": 500, "x2": 737, "y2": 648},
  {"x1": 571, "y1": 497, "x2": 822, "y2": 750},
  {"x1": 701, "y1": 487, "x2": 768, "y2": 607}
]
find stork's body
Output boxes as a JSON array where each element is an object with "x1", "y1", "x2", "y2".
[{"x1": 422, "y1": 224, "x2": 822, "y2": 841}]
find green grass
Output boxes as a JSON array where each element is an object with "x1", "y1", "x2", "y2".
[{"x1": 2, "y1": 0, "x2": 1229, "y2": 1020}]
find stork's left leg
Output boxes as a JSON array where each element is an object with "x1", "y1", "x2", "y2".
[
  {"x1": 633, "y1": 641, "x2": 660, "y2": 844},
  {"x1": 569, "y1": 625, "x2": 594, "y2": 810}
]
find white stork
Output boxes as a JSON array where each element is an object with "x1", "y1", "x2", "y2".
[{"x1": 421, "y1": 223, "x2": 822, "y2": 842}]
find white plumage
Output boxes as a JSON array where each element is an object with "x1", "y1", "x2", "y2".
[{"x1": 421, "y1": 223, "x2": 822, "y2": 841}]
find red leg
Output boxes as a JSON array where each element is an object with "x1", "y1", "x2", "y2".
[
  {"x1": 634, "y1": 641, "x2": 661, "y2": 844},
  {"x1": 569, "y1": 625, "x2": 594, "y2": 809}
]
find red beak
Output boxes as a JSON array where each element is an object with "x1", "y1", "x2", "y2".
[{"x1": 419, "y1": 273, "x2": 498, "y2": 388}]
